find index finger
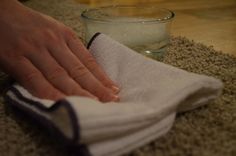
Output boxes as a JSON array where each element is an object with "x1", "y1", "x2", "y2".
[{"x1": 66, "y1": 32, "x2": 120, "y2": 94}]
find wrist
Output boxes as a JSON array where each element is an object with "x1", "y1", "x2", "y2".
[
  {"x1": 0, "y1": 0, "x2": 18, "y2": 6},
  {"x1": 0, "y1": 0, "x2": 30, "y2": 19},
  {"x1": 0, "y1": 0, "x2": 22, "y2": 12}
]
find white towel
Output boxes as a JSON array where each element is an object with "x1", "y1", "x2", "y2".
[{"x1": 4, "y1": 33, "x2": 223, "y2": 156}]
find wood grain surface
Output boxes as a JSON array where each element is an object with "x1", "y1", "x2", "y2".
[{"x1": 76, "y1": 0, "x2": 236, "y2": 56}]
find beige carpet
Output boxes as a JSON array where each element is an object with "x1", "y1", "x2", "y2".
[{"x1": 0, "y1": 0, "x2": 235, "y2": 156}]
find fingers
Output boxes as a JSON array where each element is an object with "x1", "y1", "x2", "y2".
[
  {"x1": 47, "y1": 43, "x2": 119, "y2": 102},
  {"x1": 0, "y1": 8, "x2": 120, "y2": 102},
  {"x1": 6, "y1": 56, "x2": 65, "y2": 100},
  {"x1": 65, "y1": 31, "x2": 120, "y2": 94},
  {"x1": 26, "y1": 49, "x2": 99, "y2": 101}
]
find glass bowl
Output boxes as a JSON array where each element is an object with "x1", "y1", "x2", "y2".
[{"x1": 81, "y1": 6, "x2": 175, "y2": 60}]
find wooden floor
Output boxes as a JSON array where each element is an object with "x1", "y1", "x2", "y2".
[{"x1": 76, "y1": 0, "x2": 236, "y2": 56}]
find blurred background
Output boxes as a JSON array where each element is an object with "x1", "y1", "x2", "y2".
[{"x1": 76, "y1": 0, "x2": 236, "y2": 56}]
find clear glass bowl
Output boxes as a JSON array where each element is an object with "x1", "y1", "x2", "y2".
[{"x1": 81, "y1": 6, "x2": 175, "y2": 60}]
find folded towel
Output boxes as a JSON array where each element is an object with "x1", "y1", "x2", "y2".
[{"x1": 4, "y1": 33, "x2": 223, "y2": 156}]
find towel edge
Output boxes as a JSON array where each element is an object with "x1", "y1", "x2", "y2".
[
  {"x1": 4, "y1": 86, "x2": 92, "y2": 156},
  {"x1": 87, "y1": 32, "x2": 101, "y2": 49}
]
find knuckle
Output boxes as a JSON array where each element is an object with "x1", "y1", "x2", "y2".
[
  {"x1": 48, "y1": 67, "x2": 67, "y2": 81},
  {"x1": 9, "y1": 36, "x2": 40, "y2": 58},
  {"x1": 36, "y1": 87, "x2": 62, "y2": 100},
  {"x1": 48, "y1": 90, "x2": 63, "y2": 100},
  {"x1": 64, "y1": 27, "x2": 74, "y2": 35},
  {"x1": 69, "y1": 87, "x2": 83, "y2": 95},
  {"x1": 85, "y1": 55, "x2": 97, "y2": 70},
  {"x1": 97, "y1": 76, "x2": 110, "y2": 86},
  {"x1": 69, "y1": 65, "x2": 89, "y2": 79},
  {"x1": 14, "y1": 39, "x2": 33, "y2": 55},
  {"x1": 36, "y1": 49, "x2": 48, "y2": 57},
  {"x1": 23, "y1": 70, "x2": 41, "y2": 82},
  {"x1": 17, "y1": 35, "x2": 32, "y2": 46},
  {"x1": 43, "y1": 29, "x2": 60, "y2": 43},
  {"x1": 35, "y1": 88, "x2": 49, "y2": 98},
  {"x1": 64, "y1": 27, "x2": 77, "y2": 39},
  {"x1": 96, "y1": 88, "x2": 110, "y2": 101},
  {"x1": 67, "y1": 87, "x2": 78, "y2": 95},
  {"x1": 3, "y1": 49, "x2": 22, "y2": 60}
]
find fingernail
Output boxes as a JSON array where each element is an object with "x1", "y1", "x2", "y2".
[
  {"x1": 89, "y1": 95, "x2": 99, "y2": 101},
  {"x1": 92, "y1": 96, "x2": 99, "y2": 101},
  {"x1": 110, "y1": 85, "x2": 120, "y2": 94},
  {"x1": 111, "y1": 95, "x2": 120, "y2": 102}
]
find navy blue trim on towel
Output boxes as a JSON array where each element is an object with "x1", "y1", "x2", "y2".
[
  {"x1": 87, "y1": 32, "x2": 101, "y2": 49},
  {"x1": 6, "y1": 86, "x2": 79, "y2": 143},
  {"x1": 4, "y1": 86, "x2": 91, "y2": 156}
]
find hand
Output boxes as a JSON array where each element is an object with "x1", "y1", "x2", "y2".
[{"x1": 0, "y1": 0, "x2": 120, "y2": 102}]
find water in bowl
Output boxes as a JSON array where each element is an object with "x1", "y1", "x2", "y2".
[{"x1": 84, "y1": 17, "x2": 171, "y2": 60}]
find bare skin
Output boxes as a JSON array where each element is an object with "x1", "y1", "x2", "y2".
[{"x1": 0, "y1": 0, "x2": 120, "y2": 102}]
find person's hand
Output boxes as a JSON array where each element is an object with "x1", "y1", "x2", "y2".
[{"x1": 0, "y1": 0, "x2": 119, "y2": 102}]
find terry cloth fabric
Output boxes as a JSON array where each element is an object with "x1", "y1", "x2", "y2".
[{"x1": 4, "y1": 33, "x2": 223, "y2": 156}]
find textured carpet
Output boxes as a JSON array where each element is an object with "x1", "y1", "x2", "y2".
[{"x1": 0, "y1": 0, "x2": 235, "y2": 156}]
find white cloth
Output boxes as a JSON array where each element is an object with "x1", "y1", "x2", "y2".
[{"x1": 5, "y1": 33, "x2": 223, "y2": 156}]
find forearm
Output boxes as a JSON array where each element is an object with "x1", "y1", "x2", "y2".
[
  {"x1": 0, "y1": 0, "x2": 18, "y2": 7},
  {"x1": 0, "y1": 0, "x2": 33, "y2": 25}
]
